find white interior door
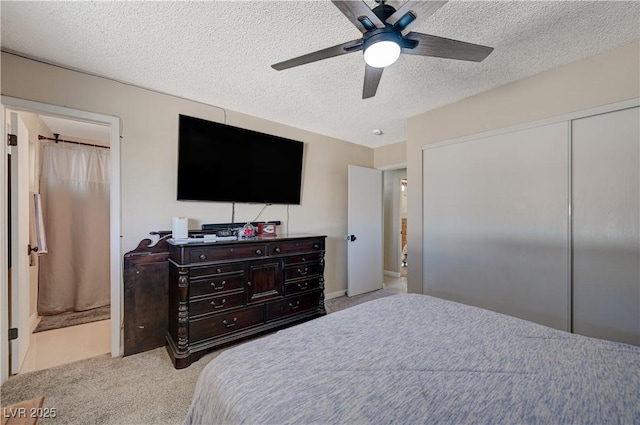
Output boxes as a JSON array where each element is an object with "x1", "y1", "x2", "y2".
[
  {"x1": 8, "y1": 111, "x2": 31, "y2": 374},
  {"x1": 347, "y1": 165, "x2": 383, "y2": 296}
]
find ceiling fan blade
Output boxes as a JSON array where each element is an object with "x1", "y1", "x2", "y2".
[
  {"x1": 403, "y1": 32, "x2": 494, "y2": 62},
  {"x1": 386, "y1": 1, "x2": 448, "y2": 35},
  {"x1": 272, "y1": 39, "x2": 363, "y2": 71},
  {"x1": 363, "y1": 65, "x2": 384, "y2": 99},
  {"x1": 332, "y1": 0, "x2": 385, "y2": 34}
]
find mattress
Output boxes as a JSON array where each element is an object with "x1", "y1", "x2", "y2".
[{"x1": 184, "y1": 294, "x2": 640, "y2": 424}]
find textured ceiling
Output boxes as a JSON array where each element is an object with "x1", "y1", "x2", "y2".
[{"x1": 1, "y1": 1, "x2": 639, "y2": 148}]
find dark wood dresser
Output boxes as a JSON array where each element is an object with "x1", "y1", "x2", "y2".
[{"x1": 166, "y1": 234, "x2": 327, "y2": 368}]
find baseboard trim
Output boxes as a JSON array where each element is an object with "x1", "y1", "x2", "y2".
[
  {"x1": 384, "y1": 270, "x2": 401, "y2": 278},
  {"x1": 325, "y1": 290, "x2": 346, "y2": 300}
]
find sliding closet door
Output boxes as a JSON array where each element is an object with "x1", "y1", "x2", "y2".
[
  {"x1": 423, "y1": 122, "x2": 570, "y2": 330},
  {"x1": 572, "y1": 107, "x2": 640, "y2": 346}
]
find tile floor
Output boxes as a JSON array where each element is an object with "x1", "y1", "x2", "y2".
[
  {"x1": 20, "y1": 319, "x2": 111, "y2": 374},
  {"x1": 383, "y1": 272, "x2": 407, "y2": 294}
]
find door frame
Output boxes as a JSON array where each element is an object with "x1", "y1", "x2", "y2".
[
  {"x1": 379, "y1": 164, "x2": 407, "y2": 279},
  {"x1": 1, "y1": 96, "x2": 121, "y2": 383},
  {"x1": 2, "y1": 110, "x2": 9, "y2": 382},
  {"x1": 8, "y1": 111, "x2": 31, "y2": 374}
]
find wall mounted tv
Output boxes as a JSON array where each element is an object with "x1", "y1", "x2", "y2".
[{"x1": 177, "y1": 114, "x2": 304, "y2": 205}]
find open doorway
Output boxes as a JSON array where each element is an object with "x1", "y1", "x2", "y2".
[
  {"x1": 382, "y1": 168, "x2": 407, "y2": 294},
  {"x1": 2, "y1": 97, "x2": 121, "y2": 382},
  {"x1": 11, "y1": 110, "x2": 111, "y2": 373}
]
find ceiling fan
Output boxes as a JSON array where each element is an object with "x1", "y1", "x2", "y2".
[{"x1": 271, "y1": 0, "x2": 494, "y2": 99}]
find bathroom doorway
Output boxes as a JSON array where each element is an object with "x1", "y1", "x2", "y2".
[{"x1": 2, "y1": 96, "x2": 121, "y2": 380}]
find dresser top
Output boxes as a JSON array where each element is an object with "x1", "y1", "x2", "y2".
[{"x1": 167, "y1": 233, "x2": 326, "y2": 248}]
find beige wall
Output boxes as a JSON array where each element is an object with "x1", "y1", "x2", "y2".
[
  {"x1": 1, "y1": 52, "x2": 373, "y2": 295},
  {"x1": 406, "y1": 41, "x2": 640, "y2": 294},
  {"x1": 374, "y1": 140, "x2": 406, "y2": 169}
]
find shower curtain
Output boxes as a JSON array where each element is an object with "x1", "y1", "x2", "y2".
[{"x1": 38, "y1": 142, "x2": 110, "y2": 315}]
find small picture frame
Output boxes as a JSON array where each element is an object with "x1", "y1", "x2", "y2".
[{"x1": 258, "y1": 222, "x2": 277, "y2": 237}]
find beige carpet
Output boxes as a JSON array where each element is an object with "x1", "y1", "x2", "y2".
[
  {"x1": 1, "y1": 289, "x2": 395, "y2": 425},
  {"x1": 324, "y1": 288, "x2": 395, "y2": 314}
]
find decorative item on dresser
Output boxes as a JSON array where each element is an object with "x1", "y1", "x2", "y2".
[{"x1": 166, "y1": 234, "x2": 327, "y2": 368}]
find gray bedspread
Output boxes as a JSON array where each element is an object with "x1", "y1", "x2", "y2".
[{"x1": 184, "y1": 294, "x2": 640, "y2": 425}]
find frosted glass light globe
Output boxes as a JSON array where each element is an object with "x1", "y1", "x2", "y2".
[{"x1": 364, "y1": 40, "x2": 401, "y2": 68}]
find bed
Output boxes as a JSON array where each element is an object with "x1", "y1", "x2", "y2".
[{"x1": 184, "y1": 294, "x2": 640, "y2": 424}]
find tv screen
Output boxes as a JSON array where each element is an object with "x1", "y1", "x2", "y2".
[{"x1": 177, "y1": 115, "x2": 304, "y2": 204}]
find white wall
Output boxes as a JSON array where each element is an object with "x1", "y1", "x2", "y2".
[
  {"x1": 406, "y1": 41, "x2": 640, "y2": 294},
  {"x1": 1, "y1": 52, "x2": 374, "y2": 295}
]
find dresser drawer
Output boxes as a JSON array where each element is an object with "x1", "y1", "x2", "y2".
[
  {"x1": 284, "y1": 253, "x2": 321, "y2": 265},
  {"x1": 284, "y1": 277, "x2": 320, "y2": 295},
  {"x1": 267, "y1": 239, "x2": 323, "y2": 256},
  {"x1": 190, "y1": 263, "x2": 246, "y2": 278},
  {"x1": 190, "y1": 274, "x2": 244, "y2": 298},
  {"x1": 190, "y1": 305, "x2": 264, "y2": 342},
  {"x1": 266, "y1": 291, "x2": 320, "y2": 321},
  {"x1": 190, "y1": 244, "x2": 267, "y2": 263},
  {"x1": 284, "y1": 263, "x2": 320, "y2": 281},
  {"x1": 189, "y1": 292, "x2": 245, "y2": 318}
]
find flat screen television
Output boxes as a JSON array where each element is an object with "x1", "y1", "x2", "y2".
[{"x1": 177, "y1": 114, "x2": 304, "y2": 204}]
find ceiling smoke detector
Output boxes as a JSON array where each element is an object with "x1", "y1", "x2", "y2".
[{"x1": 373, "y1": 129, "x2": 383, "y2": 135}]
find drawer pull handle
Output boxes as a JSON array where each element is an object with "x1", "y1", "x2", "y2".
[
  {"x1": 216, "y1": 268, "x2": 222, "y2": 273},
  {"x1": 297, "y1": 282, "x2": 308, "y2": 290},
  {"x1": 247, "y1": 281, "x2": 252, "y2": 287},
  {"x1": 222, "y1": 318, "x2": 237, "y2": 328},
  {"x1": 289, "y1": 301, "x2": 300, "y2": 310},
  {"x1": 313, "y1": 244, "x2": 320, "y2": 249},
  {"x1": 211, "y1": 281, "x2": 226, "y2": 290},
  {"x1": 255, "y1": 249, "x2": 262, "y2": 255},
  {"x1": 211, "y1": 298, "x2": 227, "y2": 309},
  {"x1": 301, "y1": 257, "x2": 306, "y2": 262},
  {"x1": 274, "y1": 247, "x2": 281, "y2": 253},
  {"x1": 199, "y1": 254, "x2": 207, "y2": 260},
  {"x1": 297, "y1": 268, "x2": 309, "y2": 276}
]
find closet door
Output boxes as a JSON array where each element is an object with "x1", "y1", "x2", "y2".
[
  {"x1": 572, "y1": 107, "x2": 640, "y2": 346},
  {"x1": 423, "y1": 122, "x2": 570, "y2": 330}
]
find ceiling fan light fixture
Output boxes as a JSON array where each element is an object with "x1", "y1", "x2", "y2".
[{"x1": 363, "y1": 40, "x2": 401, "y2": 68}]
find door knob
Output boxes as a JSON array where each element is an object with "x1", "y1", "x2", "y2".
[{"x1": 348, "y1": 235, "x2": 357, "y2": 242}]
